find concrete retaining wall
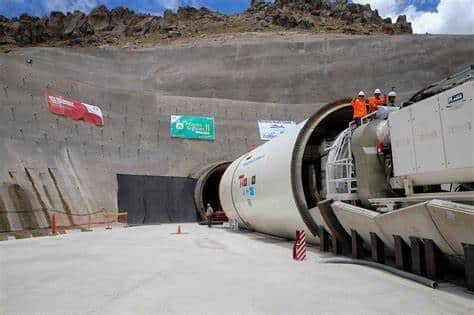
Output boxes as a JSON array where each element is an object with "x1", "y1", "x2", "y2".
[{"x1": 0, "y1": 34, "x2": 472, "y2": 230}]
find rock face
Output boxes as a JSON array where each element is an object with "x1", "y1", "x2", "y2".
[{"x1": 0, "y1": 1, "x2": 412, "y2": 49}]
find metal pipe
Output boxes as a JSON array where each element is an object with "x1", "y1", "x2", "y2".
[{"x1": 319, "y1": 257, "x2": 439, "y2": 289}]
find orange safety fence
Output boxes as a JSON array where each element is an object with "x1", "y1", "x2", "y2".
[{"x1": 0, "y1": 208, "x2": 128, "y2": 232}]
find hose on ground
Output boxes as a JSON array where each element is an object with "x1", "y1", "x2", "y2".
[{"x1": 319, "y1": 257, "x2": 438, "y2": 289}]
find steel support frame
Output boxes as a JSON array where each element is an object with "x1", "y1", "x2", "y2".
[
  {"x1": 370, "y1": 232, "x2": 385, "y2": 264},
  {"x1": 410, "y1": 237, "x2": 426, "y2": 276},
  {"x1": 319, "y1": 225, "x2": 331, "y2": 252},
  {"x1": 351, "y1": 229, "x2": 363, "y2": 259},
  {"x1": 394, "y1": 235, "x2": 411, "y2": 271},
  {"x1": 464, "y1": 243, "x2": 474, "y2": 292},
  {"x1": 423, "y1": 239, "x2": 442, "y2": 280}
]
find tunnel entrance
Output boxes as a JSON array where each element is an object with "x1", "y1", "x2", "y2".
[
  {"x1": 194, "y1": 162, "x2": 231, "y2": 222},
  {"x1": 291, "y1": 99, "x2": 354, "y2": 235},
  {"x1": 117, "y1": 175, "x2": 198, "y2": 225},
  {"x1": 302, "y1": 103, "x2": 354, "y2": 208}
]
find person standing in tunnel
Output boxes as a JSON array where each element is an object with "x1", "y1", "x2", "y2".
[{"x1": 206, "y1": 203, "x2": 214, "y2": 228}]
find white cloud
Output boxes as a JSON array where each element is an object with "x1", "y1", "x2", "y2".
[
  {"x1": 404, "y1": 0, "x2": 474, "y2": 34},
  {"x1": 158, "y1": 0, "x2": 207, "y2": 10},
  {"x1": 353, "y1": 0, "x2": 474, "y2": 34},
  {"x1": 353, "y1": 0, "x2": 400, "y2": 16},
  {"x1": 156, "y1": 0, "x2": 181, "y2": 10},
  {"x1": 39, "y1": 0, "x2": 208, "y2": 15},
  {"x1": 43, "y1": 0, "x2": 100, "y2": 13}
]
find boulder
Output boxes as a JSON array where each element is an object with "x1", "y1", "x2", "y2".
[
  {"x1": 5, "y1": 15, "x2": 47, "y2": 45},
  {"x1": 347, "y1": 3, "x2": 362, "y2": 14},
  {"x1": 63, "y1": 12, "x2": 94, "y2": 38},
  {"x1": 167, "y1": 30, "x2": 181, "y2": 38},
  {"x1": 19, "y1": 13, "x2": 35, "y2": 22},
  {"x1": 394, "y1": 15, "x2": 412, "y2": 33},
  {"x1": 330, "y1": 0, "x2": 349, "y2": 17},
  {"x1": 177, "y1": 6, "x2": 199, "y2": 20},
  {"x1": 31, "y1": 19, "x2": 47, "y2": 43},
  {"x1": 88, "y1": 5, "x2": 112, "y2": 32},
  {"x1": 163, "y1": 10, "x2": 177, "y2": 27},
  {"x1": 370, "y1": 10, "x2": 383, "y2": 25},
  {"x1": 343, "y1": 25, "x2": 358, "y2": 34},
  {"x1": 341, "y1": 11, "x2": 353, "y2": 23},
  {"x1": 46, "y1": 11, "x2": 65, "y2": 37},
  {"x1": 251, "y1": 0, "x2": 266, "y2": 6},
  {"x1": 110, "y1": 7, "x2": 135, "y2": 26},
  {"x1": 271, "y1": 9, "x2": 299, "y2": 28},
  {"x1": 109, "y1": 8, "x2": 135, "y2": 34},
  {"x1": 130, "y1": 16, "x2": 161, "y2": 36},
  {"x1": 300, "y1": 16, "x2": 315, "y2": 29},
  {"x1": 13, "y1": 21, "x2": 32, "y2": 45},
  {"x1": 383, "y1": 22, "x2": 394, "y2": 35}
]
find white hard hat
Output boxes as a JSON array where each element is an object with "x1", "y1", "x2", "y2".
[
  {"x1": 388, "y1": 91, "x2": 397, "y2": 97},
  {"x1": 374, "y1": 88, "x2": 382, "y2": 94},
  {"x1": 358, "y1": 91, "x2": 365, "y2": 97}
]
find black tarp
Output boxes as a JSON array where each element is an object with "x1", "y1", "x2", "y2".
[{"x1": 117, "y1": 174, "x2": 198, "y2": 225}]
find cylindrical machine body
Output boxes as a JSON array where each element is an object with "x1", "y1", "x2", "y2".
[
  {"x1": 219, "y1": 121, "x2": 318, "y2": 241},
  {"x1": 219, "y1": 101, "x2": 353, "y2": 242},
  {"x1": 351, "y1": 120, "x2": 392, "y2": 207}
]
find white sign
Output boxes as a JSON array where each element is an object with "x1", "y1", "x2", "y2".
[{"x1": 258, "y1": 120, "x2": 296, "y2": 141}]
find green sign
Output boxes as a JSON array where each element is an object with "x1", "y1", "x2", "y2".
[{"x1": 170, "y1": 115, "x2": 215, "y2": 141}]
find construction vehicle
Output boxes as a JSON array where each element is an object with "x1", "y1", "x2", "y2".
[
  {"x1": 326, "y1": 65, "x2": 473, "y2": 210},
  {"x1": 215, "y1": 65, "x2": 474, "y2": 261}
]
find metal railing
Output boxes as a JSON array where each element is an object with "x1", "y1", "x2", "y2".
[
  {"x1": 326, "y1": 158, "x2": 358, "y2": 201},
  {"x1": 325, "y1": 127, "x2": 359, "y2": 201}
]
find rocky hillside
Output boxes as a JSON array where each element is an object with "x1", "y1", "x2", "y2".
[{"x1": 0, "y1": 0, "x2": 412, "y2": 50}]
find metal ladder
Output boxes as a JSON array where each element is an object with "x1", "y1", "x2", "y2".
[{"x1": 325, "y1": 127, "x2": 358, "y2": 201}]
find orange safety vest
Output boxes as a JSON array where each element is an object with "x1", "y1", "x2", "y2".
[
  {"x1": 369, "y1": 95, "x2": 387, "y2": 112},
  {"x1": 352, "y1": 98, "x2": 367, "y2": 119}
]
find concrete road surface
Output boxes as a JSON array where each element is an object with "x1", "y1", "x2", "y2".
[{"x1": 1, "y1": 224, "x2": 473, "y2": 314}]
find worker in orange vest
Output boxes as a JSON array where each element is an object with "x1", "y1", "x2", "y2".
[
  {"x1": 352, "y1": 91, "x2": 368, "y2": 126},
  {"x1": 368, "y1": 89, "x2": 387, "y2": 112}
]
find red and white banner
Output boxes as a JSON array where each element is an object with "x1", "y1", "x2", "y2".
[
  {"x1": 44, "y1": 92, "x2": 104, "y2": 126},
  {"x1": 293, "y1": 230, "x2": 307, "y2": 261}
]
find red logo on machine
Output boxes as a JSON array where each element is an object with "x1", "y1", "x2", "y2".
[
  {"x1": 293, "y1": 230, "x2": 307, "y2": 261},
  {"x1": 238, "y1": 174, "x2": 248, "y2": 188},
  {"x1": 44, "y1": 92, "x2": 104, "y2": 126}
]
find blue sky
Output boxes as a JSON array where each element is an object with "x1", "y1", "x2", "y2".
[
  {"x1": 0, "y1": 0, "x2": 472, "y2": 34},
  {"x1": 0, "y1": 1, "x2": 252, "y2": 17}
]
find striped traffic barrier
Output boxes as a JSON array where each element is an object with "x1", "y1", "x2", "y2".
[{"x1": 293, "y1": 229, "x2": 307, "y2": 261}]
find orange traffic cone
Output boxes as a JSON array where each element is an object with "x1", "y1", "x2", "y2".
[{"x1": 177, "y1": 225, "x2": 182, "y2": 234}]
